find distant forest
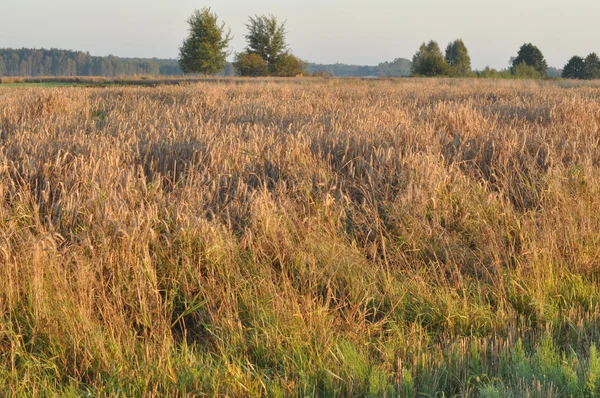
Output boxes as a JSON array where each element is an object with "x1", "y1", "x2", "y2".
[
  {"x1": 0, "y1": 48, "x2": 182, "y2": 77},
  {"x1": 307, "y1": 58, "x2": 412, "y2": 77},
  {"x1": 0, "y1": 48, "x2": 411, "y2": 78}
]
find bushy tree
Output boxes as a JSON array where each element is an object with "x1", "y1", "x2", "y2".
[
  {"x1": 411, "y1": 41, "x2": 450, "y2": 77},
  {"x1": 275, "y1": 54, "x2": 306, "y2": 77},
  {"x1": 245, "y1": 14, "x2": 287, "y2": 74},
  {"x1": 234, "y1": 52, "x2": 268, "y2": 77},
  {"x1": 584, "y1": 53, "x2": 600, "y2": 80},
  {"x1": 239, "y1": 14, "x2": 302, "y2": 77},
  {"x1": 178, "y1": 8, "x2": 231, "y2": 76},
  {"x1": 562, "y1": 56, "x2": 586, "y2": 79},
  {"x1": 510, "y1": 43, "x2": 547, "y2": 78},
  {"x1": 445, "y1": 39, "x2": 471, "y2": 76}
]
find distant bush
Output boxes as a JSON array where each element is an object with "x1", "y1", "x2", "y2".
[
  {"x1": 274, "y1": 54, "x2": 306, "y2": 77},
  {"x1": 307, "y1": 69, "x2": 333, "y2": 78},
  {"x1": 477, "y1": 63, "x2": 544, "y2": 80},
  {"x1": 234, "y1": 52, "x2": 269, "y2": 77},
  {"x1": 476, "y1": 67, "x2": 513, "y2": 79},
  {"x1": 513, "y1": 62, "x2": 542, "y2": 79}
]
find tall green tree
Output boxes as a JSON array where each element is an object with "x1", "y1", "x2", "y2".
[
  {"x1": 445, "y1": 39, "x2": 471, "y2": 76},
  {"x1": 562, "y1": 56, "x2": 586, "y2": 79},
  {"x1": 245, "y1": 14, "x2": 287, "y2": 74},
  {"x1": 584, "y1": 53, "x2": 600, "y2": 80},
  {"x1": 510, "y1": 43, "x2": 548, "y2": 78},
  {"x1": 411, "y1": 41, "x2": 450, "y2": 77},
  {"x1": 178, "y1": 8, "x2": 231, "y2": 76}
]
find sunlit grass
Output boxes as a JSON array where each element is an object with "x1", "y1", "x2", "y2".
[{"x1": 0, "y1": 78, "x2": 600, "y2": 396}]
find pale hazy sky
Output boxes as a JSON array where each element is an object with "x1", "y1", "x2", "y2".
[{"x1": 1, "y1": 0, "x2": 599, "y2": 69}]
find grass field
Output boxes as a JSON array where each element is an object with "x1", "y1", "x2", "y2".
[{"x1": 1, "y1": 78, "x2": 600, "y2": 396}]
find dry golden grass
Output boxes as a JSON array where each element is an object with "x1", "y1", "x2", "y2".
[{"x1": 1, "y1": 78, "x2": 600, "y2": 396}]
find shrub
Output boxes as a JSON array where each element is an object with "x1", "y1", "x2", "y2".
[{"x1": 234, "y1": 52, "x2": 269, "y2": 77}]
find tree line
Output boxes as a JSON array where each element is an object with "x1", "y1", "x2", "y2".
[
  {"x1": 410, "y1": 40, "x2": 600, "y2": 80},
  {"x1": 0, "y1": 45, "x2": 411, "y2": 78},
  {"x1": 307, "y1": 58, "x2": 412, "y2": 77},
  {"x1": 410, "y1": 41, "x2": 551, "y2": 79},
  {"x1": 2, "y1": 8, "x2": 598, "y2": 80},
  {"x1": 0, "y1": 48, "x2": 182, "y2": 77},
  {"x1": 181, "y1": 8, "x2": 599, "y2": 80}
]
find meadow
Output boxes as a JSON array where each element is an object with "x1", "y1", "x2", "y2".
[{"x1": 1, "y1": 78, "x2": 600, "y2": 396}]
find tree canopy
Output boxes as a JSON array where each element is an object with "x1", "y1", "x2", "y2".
[
  {"x1": 561, "y1": 53, "x2": 600, "y2": 80},
  {"x1": 511, "y1": 43, "x2": 548, "y2": 78},
  {"x1": 235, "y1": 14, "x2": 304, "y2": 77},
  {"x1": 245, "y1": 14, "x2": 287, "y2": 74},
  {"x1": 178, "y1": 8, "x2": 231, "y2": 75},
  {"x1": 411, "y1": 41, "x2": 449, "y2": 77},
  {"x1": 562, "y1": 56, "x2": 586, "y2": 79},
  {"x1": 445, "y1": 39, "x2": 471, "y2": 77},
  {"x1": 584, "y1": 53, "x2": 600, "y2": 80}
]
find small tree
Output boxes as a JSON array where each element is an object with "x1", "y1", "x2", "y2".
[
  {"x1": 445, "y1": 39, "x2": 471, "y2": 77},
  {"x1": 584, "y1": 53, "x2": 600, "y2": 80},
  {"x1": 411, "y1": 41, "x2": 450, "y2": 77},
  {"x1": 245, "y1": 14, "x2": 287, "y2": 74},
  {"x1": 178, "y1": 8, "x2": 232, "y2": 76},
  {"x1": 234, "y1": 52, "x2": 269, "y2": 77},
  {"x1": 562, "y1": 56, "x2": 586, "y2": 79},
  {"x1": 510, "y1": 43, "x2": 547, "y2": 78}
]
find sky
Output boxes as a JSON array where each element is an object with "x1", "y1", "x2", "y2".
[{"x1": 1, "y1": 0, "x2": 599, "y2": 69}]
